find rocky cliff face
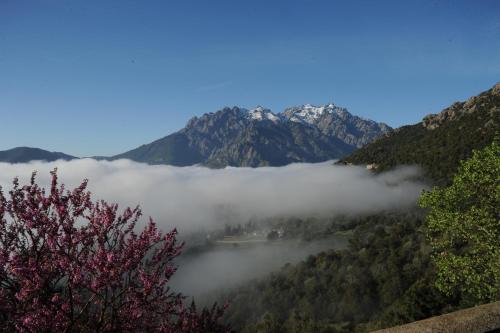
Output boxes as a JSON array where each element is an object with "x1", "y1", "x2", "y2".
[
  {"x1": 112, "y1": 104, "x2": 391, "y2": 167},
  {"x1": 423, "y1": 83, "x2": 500, "y2": 130}
]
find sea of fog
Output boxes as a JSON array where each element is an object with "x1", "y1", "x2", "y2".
[
  {"x1": 0, "y1": 159, "x2": 426, "y2": 233},
  {"x1": 0, "y1": 159, "x2": 427, "y2": 297}
]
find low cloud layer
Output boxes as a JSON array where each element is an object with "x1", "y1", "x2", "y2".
[
  {"x1": 171, "y1": 236, "x2": 349, "y2": 299},
  {"x1": 0, "y1": 159, "x2": 425, "y2": 233}
]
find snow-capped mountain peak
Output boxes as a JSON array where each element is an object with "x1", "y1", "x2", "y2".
[
  {"x1": 246, "y1": 106, "x2": 281, "y2": 122},
  {"x1": 282, "y1": 103, "x2": 347, "y2": 124}
]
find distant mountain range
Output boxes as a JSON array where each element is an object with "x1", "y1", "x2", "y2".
[
  {"x1": 110, "y1": 104, "x2": 390, "y2": 167},
  {"x1": 340, "y1": 83, "x2": 500, "y2": 183},
  {"x1": 0, "y1": 147, "x2": 76, "y2": 164},
  {"x1": 0, "y1": 103, "x2": 390, "y2": 166},
  {"x1": 0, "y1": 103, "x2": 394, "y2": 166},
  {"x1": 3, "y1": 82, "x2": 498, "y2": 171}
]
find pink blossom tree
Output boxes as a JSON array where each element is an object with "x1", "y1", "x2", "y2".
[{"x1": 0, "y1": 170, "x2": 230, "y2": 333}]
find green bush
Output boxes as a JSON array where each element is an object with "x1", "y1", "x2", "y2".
[{"x1": 420, "y1": 141, "x2": 500, "y2": 304}]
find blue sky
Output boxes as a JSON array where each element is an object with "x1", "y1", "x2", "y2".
[{"x1": 1, "y1": 0, "x2": 499, "y2": 157}]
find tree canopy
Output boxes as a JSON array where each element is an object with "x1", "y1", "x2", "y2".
[{"x1": 419, "y1": 140, "x2": 500, "y2": 304}]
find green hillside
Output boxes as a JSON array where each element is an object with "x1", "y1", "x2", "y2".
[
  {"x1": 221, "y1": 212, "x2": 457, "y2": 333},
  {"x1": 340, "y1": 83, "x2": 500, "y2": 184}
]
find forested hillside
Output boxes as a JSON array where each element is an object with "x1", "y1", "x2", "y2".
[
  {"x1": 221, "y1": 212, "x2": 458, "y2": 333},
  {"x1": 340, "y1": 83, "x2": 499, "y2": 184}
]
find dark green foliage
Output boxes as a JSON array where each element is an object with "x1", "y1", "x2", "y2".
[
  {"x1": 341, "y1": 84, "x2": 500, "y2": 184},
  {"x1": 222, "y1": 212, "x2": 458, "y2": 332}
]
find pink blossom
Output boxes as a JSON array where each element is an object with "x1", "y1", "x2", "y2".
[{"x1": 0, "y1": 171, "x2": 231, "y2": 332}]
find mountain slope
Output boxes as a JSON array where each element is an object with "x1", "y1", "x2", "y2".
[
  {"x1": 0, "y1": 147, "x2": 77, "y2": 163},
  {"x1": 113, "y1": 104, "x2": 390, "y2": 167},
  {"x1": 340, "y1": 83, "x2": 500, "y2": 184},
  {"x1": 111, "y1": 133, "x2": 203, "y2": 166},
  {"x1": 204, "y1": 118, "x2": 353, "y2": 167}
]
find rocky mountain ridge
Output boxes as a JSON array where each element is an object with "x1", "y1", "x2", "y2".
[
  {"x1": 112, "y1": 103, "x2": 391, "y2": 167},
  {"x1": 282, "y1": 104, "x2": 391, "y2": 147},
  {"x1": 422, "y1": 83, "x2": 500, "y2": 130}
]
